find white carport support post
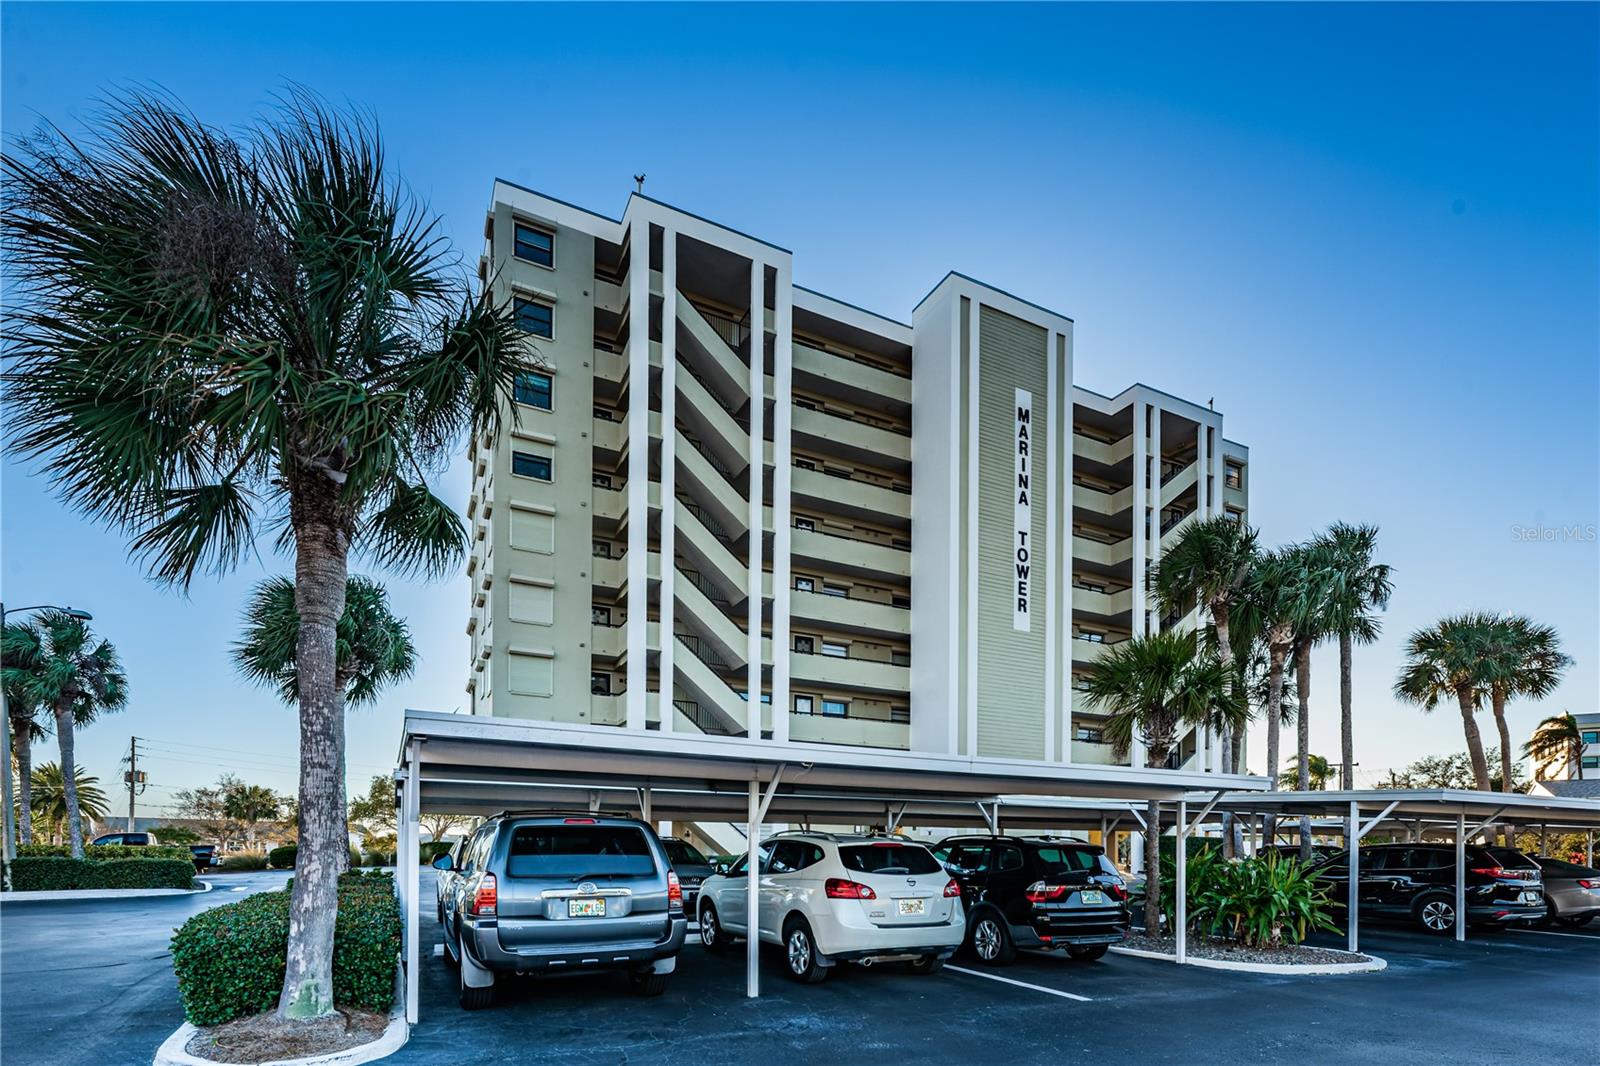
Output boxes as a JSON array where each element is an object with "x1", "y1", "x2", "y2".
[
  {"x1": 1175, "y1": 798, "x2": 1188, "y2": 964},
  {"x1": 402, "y1": 742, "x2": 421, "y2": 1024},
  {"x1": 1455, "y1": 813, "x2": 1467, "y2": 943},
  {"x1": 1347, "y1": 801, "x2": 1360, "y2": 953},
  {"x1": 745, "y1": 766, "x2": 785, "y2": 998}
]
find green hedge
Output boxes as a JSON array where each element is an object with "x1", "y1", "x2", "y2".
[
  {"x1": 419, "y1": 840, "x2": 453, "y2": 863},
  {"x1": 361, "y1": 849, "x2": 394, "y2": 867},
  {"x1": 267, "y1": 845, "x2": 297, "y2": 869},
  {"x1": 11, "y1": 856, "x2": 197, "y2": 891},
  {"x1": 218, "y1": 853, "x2": 269, "y2": 871},
  {"x1": 17, "y1": 843, "x2": 193, "y2": 862},
  {"x1": 170, "y1": 873, "x2": 400, "y2": 1026}
]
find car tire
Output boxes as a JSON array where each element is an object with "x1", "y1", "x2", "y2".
[
  {"x1": 782, "y1": 918, "x2": 827, "y2": 983},
  {"x1": 1412, "y1": 893, "x2": 1458, "y2": 936},
  {"x1": 629, "y1": 971, "x2": 668, "y2": 997},
  {"x1": 1558, "y1": 913, "x2": 1595, "y2": 929},
  {"x1": 969, "y1": 913, "x2": 1017, "y2": 966},
  {"x1": 1067, "y1": 944, "x2": 1109, "y2": 962},
  {"x1": 456, "y1": 934, "x2": 495, "y2": 1010},
  {"x1": 699, "y1": 903, "x2": 730, "y2": 952},
  {"x1": 907, "y1": 955, "x2": 945, "y2": 975}
]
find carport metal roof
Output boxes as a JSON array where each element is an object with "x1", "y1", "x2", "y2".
[
  {"x1": 393, "y1": 709, "x2": 1268, "y2": 1019},
  {"x1": 1190, "y1": 788, "x2": 1600, "y2": 832}
]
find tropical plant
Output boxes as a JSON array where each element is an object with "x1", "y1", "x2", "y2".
[
  {"x1": 1480, "y1": 617, "x2": 1570, "y2": 796},
  {"x1": 1149, "y1": 515, "x2": 1260, "y2": 775},
  {"x1": 29, "y1": 763, "x2": 110, "y2": 845},
  {"x1": 1525, "y1": 712, "x2": 1586, "y2": 781},
  {"x1": 1279, "y1": 754, "x2": 1334, "y2": 791},
  {"x1": 2, "y1": 614, "x2": 127, "y2": 856},
  {"x1": 222, "y1": 783, "x2": 283, "y2": 850},
  {"x1": 3, "y1": 89, "x2": 525, "y2": 1019},
  {"x1": 1314, "y1": 523, "x2": 1392, "y2": 790},
  {"x1": 1082, "y1": 628, "x2": 1242, "y2": 932},
  {"x1": 1164, "y1": 851, "x2": 1339, "y2": 948},
  {"x1": 1394, "y1": 613, "x2": 1500, "y2": 791},
  {"x1": 4, "y1": 681, "x2": 49, "y2": 845},
  {"x1": 1377, "y1": 748, "x2": 1525, "y2": 792}
]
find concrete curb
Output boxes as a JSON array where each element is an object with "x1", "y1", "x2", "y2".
[
  {"x1": 2, "y1": 880, "x2": 215, "y2": 903},
  {"x1": 1109, "y1": 944, "x2": 1387, "y2": 976},
  {"x1": 153, "y1": 1007, "x2": 408, "y2": 1066}
]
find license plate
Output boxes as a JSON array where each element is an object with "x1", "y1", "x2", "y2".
[
  {"x1": 1520, "y1": 891, "x2": 1540, "y2": 904},
  {"x1": 568, "y1": 898, "x2": 606, "y2": 918},
  {"x1": 1080, "y1": 890, "x2": 1105, "y2": 905},
  {"x1": 897, "y1": 898, "x2": 926, "y2": 917}
]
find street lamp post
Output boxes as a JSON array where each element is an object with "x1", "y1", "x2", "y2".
[{"x1": 1, "y1": 602, "x2": 94, "y2": 889}]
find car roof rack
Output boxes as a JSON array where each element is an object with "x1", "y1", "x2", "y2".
[{"x1": 483, "y1": 809, "x2": 644, "y2": 822}]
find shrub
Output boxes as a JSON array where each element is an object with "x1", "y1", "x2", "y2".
[
  {"x1": 267, "y1": 845, "x2": 298, "y2": 869},
  {"x1": 18, "y1": 843, "x2": 192, "y2": 862},
  {"x1": 11, "y1": 855, "x2": 196, "y2": 891},
  {"x1": 218, "y1": 853, "x2": 269, "y2": 872},
  {"x1": 171, "y1": 873, "x2": 401, "y2": 1025},
  {"x1": 361, "y1": 849, "x2": 394, "y2": 867},
  {"x1": 419, "y1": 840, "x2": 453, "y2": 864},
  {"x1": 1160, "y1": 852, "x2": 1339, "y2": 948}
]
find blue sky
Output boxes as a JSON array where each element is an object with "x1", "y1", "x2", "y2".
[{"x1": 3, "y1": 3, "x2": 1596, "y2": 814}]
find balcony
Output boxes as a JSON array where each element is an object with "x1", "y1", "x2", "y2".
[
  {"x1": 1070, "y1": 636, "x2": 1128, "y2": 666},
  {"x1": 789, "y1": 712, "x2": 909, "y2": 750},
  {"x1": 1073, "y1": 431, "x2": 1134, "y2": 468},
  {"x1": 792, "y1": 405, "x2": 911, "y2": 469},
  {"x1": 792, "y1": 342, "x2": 911, "y2": 406},
  {"x1": 1073, "y1": 481, "x2": 1134, "y2": 517},
  {"x1": 1072, "y1": 585, "x2": 1135, "y2": 619},
  {"x1": 790, "y1": 651, "x2": 909, "y2": 696},
  {"x1": 791, "y1": 527, "x2": 910, "y2": 581},
  {"x1": 590, "y1": 551, "x2": 661, "y2": 593},
  {"x1": 793, "y1": 466, "x2": 910, "y2": 526},
  {"x1": 790, "y1": 587, "x2": 910, "y2": 640},
  {"x1": 1072, "y1": 534, "x2": 1134, "y2": 568}
]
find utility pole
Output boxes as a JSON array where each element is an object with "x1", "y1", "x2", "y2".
[{"x1": 126, "y1": 736, "x2": 140, "y2": 832}]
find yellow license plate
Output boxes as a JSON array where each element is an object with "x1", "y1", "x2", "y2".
[
  {"x1": 568, "y1": 898, "x2": 606, "y2": 917},
  {"x1": 1081, "y1": 890, "x2": 1105, "y2": 905},
  {"x1": 897, "y1": 898, "x2": 926, "y2": 916}
]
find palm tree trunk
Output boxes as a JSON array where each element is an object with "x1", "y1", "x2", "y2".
[
  {"x1": 1456, "y1": 687, "x2": 1492, "y2": 791},
  {"x1": 11, "y1": 715, "x2": 34, "y2": 845},
  {"x1": 1213, "y1": 608, "x2": 1239, "y2": 857},
  {"x1": 277, "y1": 514, "x2": 350, "y2": 1022},
  {"x1": 1143, "y1": 794, "x2": 1161, "y2": 934},
  {"x1": 1339, "y1": 631, "x2": 1354, "y2": 791},
  {"x1": 1296, "y1": 641, "x2": 1312, "y2": 864},
  {"x1": 334, "y1": 669, "x2": 351, "y2": 876},
  {"x1": 53, "y1": 703, "x2": 83, "y2": 859},
  {"x1": 1490, "y1": 691, "x2": 1515, "y2": 845},
  {"x1": 1264, "y1": 643, "x2": 1286, "y2": 843}
]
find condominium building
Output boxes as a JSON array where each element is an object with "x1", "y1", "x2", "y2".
[{"x1": 463, "y1": 182, "x2": 1250, "y2": 776}]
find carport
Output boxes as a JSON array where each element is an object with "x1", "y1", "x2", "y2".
[
  {"x1": 393, "y1": 709, "x2": 1265, "y2": 1019},
  {"x1": 1198, "y1": 789, "x2": 1600, "y2": 951}
]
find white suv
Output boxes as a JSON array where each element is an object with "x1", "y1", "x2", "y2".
[{"x1": 695, "y1": 833, "x2": 964, "y2": 982}]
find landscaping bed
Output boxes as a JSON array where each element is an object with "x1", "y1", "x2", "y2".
[
  {"x1": 183, "y1": 1009, "x2": 391, "y2": 1064},
  {"x1": 1119, "y1": 933, "x2": 1378, "y2": 967},
  {"x1": 10, "y1": 854, "x2": 196, "y2": 891}
]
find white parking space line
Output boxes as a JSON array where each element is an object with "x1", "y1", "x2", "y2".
[
  {"x1": 945, "y1": 964, "x2": 1092, "y2": 1002},
  {"x1": 433, "y1": 944, "x2": 444, "y2": 957},
  {"x1": 1509, "y1": 928, "x2": 1600, "y2": 941}
]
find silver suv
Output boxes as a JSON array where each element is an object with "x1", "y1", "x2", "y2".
[{"x1": 433, "y1": 812, "x2": 688, "y2": 1008}]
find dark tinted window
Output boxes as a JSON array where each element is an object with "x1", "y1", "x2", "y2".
[
  {"x1": 1034, "y1": 847, "x2": 1098, "y2": 875},
  {"x1": 513, "y1": 224, "x2": 553, "y2": 266},
  {"x1": 1405, "y1": 848, "x2": 1454, "y2": 870},
  {"x1": 1535, "y1": 856, "x2": 1592, "y2": 875},
  {"x1": 768, "y1": 841, "x2": 808, "y2": 874},
  {"x1": 505, "y1": 824, "x2": 655, "y2": 879},
  {"x1": 512, "y1": 451, "x2": 552, "y2": 481},
  {"x1": 663, "y1": 840, "x2": 709, "y2": 867},
  {"x1": 995, "y1": 845, "x2": 1025, "y2": 872},
  {"x1": 514, "y1": 371, "x2": 553, "y2": 410},
  {"x1": 1485, "y1": 848, "x2": 1537, "y2": 869},
  {"x1": 946, "y1": 844, "x2": 990, "y2": 874},
  {"x1": 840, "y1": 843, "x2": 942, "y2": 875},
  {"x1": 514, "y1": 297, "x2": 553, "y2": 338}
]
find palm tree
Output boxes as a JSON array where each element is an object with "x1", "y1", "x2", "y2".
[
  {"x1": 3, "y1": 90, "x2": 525, "y2": 1019},
  {"x1": 1082, "y1": 629, "x2": 1241, "y2": 933},
  {"x1": 1150, "y1": 515, "x2": 1260, "y2": 776},
  {"x1": 1524, "y1": 713, "x2": 1585, "y2": 781},
  {"x1": 30, "y1": 763, "x2": 110, "y2": 845},
  {"x1": 1481, "y1": 617, "x2": 1570, "y2": 796},
  {"x1": 234, "y1": 575, "x2": 415, "y2": 863},
  {"x1": 2, "y1": 614, "x2": 127, "y2": 856},
  {"x1": 1314, "y1": 523, "x2": 1393, "y2": 790},
  {"x1": 4, "y1": 681, "x2": 49, "y2": 845},
  {"x1": 1394, "y1": 613, "x2": 1499, "y2": 791},
  {"x1": 1279, "y1": 754, "x2": 1334, "y2": 791},
  {"x1": 222, "y1": 782, "x2": 282, "y2": 850}
]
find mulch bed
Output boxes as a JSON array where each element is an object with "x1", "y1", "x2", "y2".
[
  {"x1": 1120, "y1": 933, "x2": 1375, "y2": 967},
  {"x1": 185, "y1": 1009, "x2": 388, "y2": 1064}
]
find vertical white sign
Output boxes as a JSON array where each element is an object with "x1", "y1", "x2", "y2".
[{"x1": 1014, "y1": 388, "x2": 1033, "y2": 632}]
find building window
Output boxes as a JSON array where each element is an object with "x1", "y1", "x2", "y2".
[
  {"x1": 1077, "y1": 630, "x2": 1105, "y2": 643},
  {"x1": 1225, "y1": 463, "x2": 1243, "y2": 489},
  {"x1": 822, "y1": 583, "x2": 849, "y2": 598},
  {"x1": 738, "y1": 691, "x2": 773, "y2": 704},
  {"x1": 513, "y1": 223, "x2": 554, "y2": 267},
  {"x1": 892, "y1": 594, "x2": 911, "y2": 610},
  {"x1": 821, "y1": 699, "x2": 848, "y2": 717},
  {"x1": 1583, "y1": 756, "x2": 1600, "y2": 770},
  {"x1": 512, "y1": 451, "x2": 553, "y2": 481},
  {"x1": 794, "y1": 577, "x2": 815, "y2": 593},
  {"x1": 821, "y1": 641, "x2": 848, "y2": 659},
  {"x1": 794, "y1": 636, "x2": 815, "y2": 654},
  {"x1": 1582, "y1": 731, "x2": 1600, "y2": 744},
  {"x1": 794, "y1": 517, "x2": 816, "y2": 532},
  {"x1": 891, "y1": 650, "x2": 910, "y2": 667},
  {"x1": 593, "y1": 405, "x2": 616, "y2": 422},
  {"x1": 1075, "y1": 726, "x2": 1105, "y2": 743},
  {"x1": 513, "y1": 296, "x2": 554, "y2": 338},
  {"x1": 795, "y1": 457, "x2": 816, "y2": 470},
  {"x1": 890, "y1": 706, "x2": 910, "y2": 724},
  {"x1": 590, "y1": 672, "x2": 610, "y2": 695},
  {"x1": 593, "y1": 472, "x2": 613, "y2": 488},
  {"x1": 593, "y1": 540, "x2": 611, "y2": 558},
  {"x1": 793, "y1": 695, "x2": 814, "y2": 715},
  {"x1": 514, "y1": 370, "x2": 553, "y2": 410},
  {"x1": 592, "y1": 606, "x2": 612, "y2": 626}
]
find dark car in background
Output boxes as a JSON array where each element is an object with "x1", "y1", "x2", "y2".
[
  {"x1": 433, "y1": 812, "x2": 687, "y2": 1008},
  {"x1": 660, "y1": 837, "x2": 715, "y2": 919},
  {"x1": 1530, "y1": 855, "x2": 1600, "y2": 928},
  {"x1": 1311, "y1": 843, "x2": 1545, "y2": 934},
  {"x1": 91, "y1": 832, "x2": 216, "y2": 871},
  {"x1": 935, "y1": 835, "x2": 1130, "y2": 964}
]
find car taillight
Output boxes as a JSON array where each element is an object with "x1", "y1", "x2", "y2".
[
  {"x1": 1470, "y1": 866, "x2": 1509, "y2": 878},
  {"x1": 1025, "y1": 881, "x2": 1069, "y2": 903},
  {"x1": 667, "y1": 870, "x2": 683, "y2": 910},
  {"x1": 469, "y1": 873, "x2": 497, "y2": 917},
  {"x1": 1107, "y1": 883, "x2": 1129, "y2": 902},
  {"x1": 944, "y1": 879, "x2": 961, "y2": 898},
  {"x1": 563, "y1": 817, "x2": 597, "y2": 824},
  {"x1": 825, "y1": 878, "x2": 877, "y2": 900},
  {"x1": 1578, "y1": 879, "x2": 1600, "y2": 889}
]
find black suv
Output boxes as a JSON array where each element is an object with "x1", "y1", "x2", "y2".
[
  {"x1": 660, "y1": 837, "x2": 715, "y2": 918},
  {"x1": 933, "y1": 835, "x2": 1130, "y2": 964},
  {"x1": 1310, "y1": 843, "x2": 1545, "y2": 935}
]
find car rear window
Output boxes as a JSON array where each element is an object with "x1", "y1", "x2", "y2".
[
  {"x1": 505, "y1": 824, "x2": 656, "y2": 879},
  {"x1": 839, "y1": 843, "x2": 942, "y2": 875},
  {"x1": 1034, "y1": 847, "x2": 1098, "y2": 875},
  {"x1": 664, "y1": 840, "x2": 708, "y2": 866},
  {"x1": 1485, "y1": 848, "x2": 1538, "y2": 869}
]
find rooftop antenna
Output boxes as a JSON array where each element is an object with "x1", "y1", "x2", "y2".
[
  {"x1": 634, "y1": 173, "x2": 646, "y2": 194},
  {"x1": 1208, "y1": 397, "x2": 1214, "y2": 410}
]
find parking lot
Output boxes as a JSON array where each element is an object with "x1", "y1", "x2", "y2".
[{"x1": 1, "y1": 868, "x2": 1592, "y2": 1066}]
